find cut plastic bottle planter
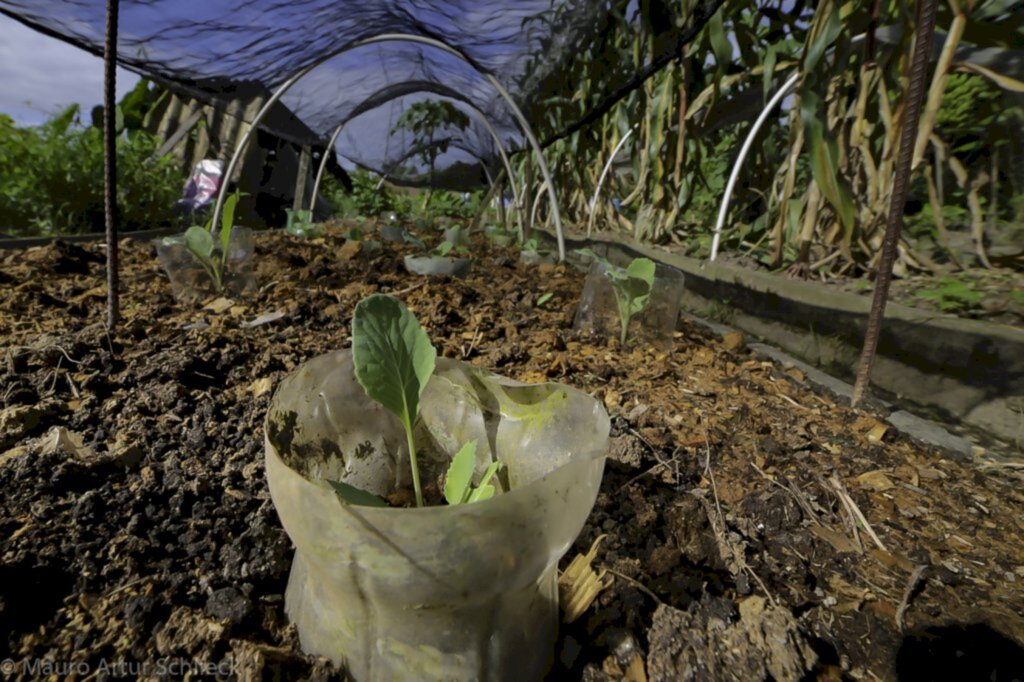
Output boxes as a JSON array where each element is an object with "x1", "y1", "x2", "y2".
[
  {"x1": 403, "y1": 254, "x2": 473, "y2": 278},
  {"x1": 574, "y1": 258, "x2": 685, "y2": 349},
  {"x1": 154, "y1": 227, "x2": 257, "y2": 303},
  {"x1": 264, "y1": 350, "x2": 609, "y2": 681}
]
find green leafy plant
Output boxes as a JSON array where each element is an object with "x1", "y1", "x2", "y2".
[
  {"x1": 342, "y1": 294, "x2": 502, "y2": 509},
  {"x1": 431, "y1": 240, "x2": 470, "y2": 258},
  {"x1": 0, "y1": 96, "x2": 183, "y2": 237},
  {"x1": 915, "y1": 278, "x2": 984, "y2": 313},
  {"x1": 578, "y1": 250, "x2": 657, "y2": 344},
  {"x1": 285, "y1": 208, "x2": 322, "y2": 238},
  {"x1": 175, "y1": 191, "x2": 242, "y2": 293},
  {"x1": 350, "y1": 294, "x2": 436, "y2": 508},
  {"x1": 390, "y1": 101, "x2": 470, "y2": 210},
  {"x1": 443, "y1": 440, "x2": 502, "y2": 505}
]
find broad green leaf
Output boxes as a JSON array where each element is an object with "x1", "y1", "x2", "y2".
[
  {"x1": 623, "y1": 258, "x2": 656, "y2": 316},
  {"x1": 184, "y1": 225, "x2": 214, "y2": 260},
  {"x1": 433, "y1": 240, "x2": 454, "y2": 257},
  {"x1": 328, "y1": 479, "x2": 388, "y2": 507},
  {"x1": 351, "y1": 295, "x2": 436, "y2": 432},
  {"x1": 444, "y1": 440, "x2": 477, "y2": 505}
]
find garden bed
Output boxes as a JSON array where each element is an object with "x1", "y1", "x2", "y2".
[{"x1": 1, "y1": 227, "x2": 1023, "y2": 680}]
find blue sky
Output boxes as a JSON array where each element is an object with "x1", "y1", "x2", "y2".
[{"x1": 0, "y1": 14, "x2": 140, "y2": 126}]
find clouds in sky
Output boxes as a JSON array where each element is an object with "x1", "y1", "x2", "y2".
[{"x1": 0, "y1": 14, "x2": 139, "y2": 126}]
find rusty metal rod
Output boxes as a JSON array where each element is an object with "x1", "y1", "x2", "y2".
[
  {"x1": 851, "y1": 0, "x2": 940, "y2": 407},
  {"x1": 103, "y1": 0, "x2": 120, "y2": 329}
]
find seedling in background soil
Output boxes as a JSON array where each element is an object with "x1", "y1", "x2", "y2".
[
  {"x1": 432, "y1": 240, "x2": 470, "y2": 258},
  {"x1": 285, "y1": 208, "x2": 323, "y2": 238},
  {"x1": 175, "y1": 191, "x2": 242, "y2": 293},
  {"x1": 536, "y1": 292, "x2": 554, "y2": 307},
  {"x1": 915, "y1": 277, "x2": 984, "y2": 313},
  {"x1": 578, "y1": 250, "x2": 656, "y2": 345},
  {"x1": 337, "y1": 294, "x2": 501, "y2": 508}
]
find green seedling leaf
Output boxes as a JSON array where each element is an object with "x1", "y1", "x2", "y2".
[
  {"x1": 403, "y1": 232, "x2": 426, "y2": 250},
  {"x1": 352, "y1": 294, "x2": 437, "y2": 507},
  {"x1": 220, "y1": 192, "x2": 240, "y2": 255},
  {"x1": 184, "y1": 225, "x2": 214, "y2": 260},
  {"x1": 623, "y1": 258, "x2": 656, "y2": 316},
  {"x1": 352, "y1": 294, "x2": 436, "y2": 421},
  {"x1": 433, "y1": 240, "x2": 454, "y2": 257},
  {"x1": 444, "y1": 440, "x2": 477, "y2": 505},
  {"x1": 466, "y1": 461, "x2": 502, "y2": 503},
  {"x1": 536, "y1": 292, "x2": 554, "y2": 307},
  {"x1": 328, "y1": 479, "x2": 388, "y2": 507}
]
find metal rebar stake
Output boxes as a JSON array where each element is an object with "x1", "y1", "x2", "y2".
[
  {"x1": 851, "y1": 0, "x2": 939, "y2": 407},
  {"x1": 103, "y1": 0, "x2": 120, "y2": 329}
]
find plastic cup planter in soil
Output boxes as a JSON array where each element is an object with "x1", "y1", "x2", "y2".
[
  {"x1": 154, "y1": 226, "x2": 256, "y2": 303},
  {"x1": 264, "y1": 350, "x2": 609, "y2": 681},
  {"x1": 520, "y1": 238, "x2": 557, "y2": 266},
  {"x1": 403, "y1": 253, "x2": 473, "y2": 277},
  {"x1": 380, "y1": 212, "x2": 405, "y2": 242},
  {"x1": 573, "y1": 256, "x2": 685, "y2": 349},
  {"x1": 484, "y1": 224, "x2": 515, "y2": 247},
  {"x1": 443, "y1": 225, "x2": 469, "y2": 247}
]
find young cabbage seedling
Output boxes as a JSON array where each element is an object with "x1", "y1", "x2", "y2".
[
  {"x1": 178, "y1": 191, "x2": 242, "y2": 293},
  {"x1": 336, "y1": 295, "x2": 504, "y2": 509},
  {"x1": 443, "y1": 440, "x2": 503, "y2": 505},
  {"x1": 432, "y1": 240, "x2": 470, "y2": 258},
  {"x1": 350, "y1": 294, "x2": 436, "y2": 508},
  {"x1": 285, "y1": 208, "x2": 322, "y2": 238},
  {"x1": 578, "y1": 249, "x2": 656, "y2": 345}
]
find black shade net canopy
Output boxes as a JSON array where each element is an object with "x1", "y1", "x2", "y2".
[{"x1": 0, "y1": 0, "x2": 612, "y2": 185}]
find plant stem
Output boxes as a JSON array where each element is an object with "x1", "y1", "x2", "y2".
[
  {"x1": 404, "y1": 418, "x2": 424, "y2": 508},
  {"x1": 615, "y1": 290, "x2": 630, "y2": 346}
]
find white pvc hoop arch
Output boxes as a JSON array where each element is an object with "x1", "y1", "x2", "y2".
[
  {"x1": 212, "y1": 33, "x2": 565, "y2": 260},
  {"x1": 587, "y1": 125, "x2": 636, "y2": 236},
  {"x1": 710, "y1": 70, "x2": 800, "y2": 261},
  {"x1": 309, "y1": 100, "x2": 525, "y2": 239},
  {"x1": 308, "y1": 123, "x2": 345, "y2": 215},
  {"x1": 375, "y1": 138, "x2": 495, "y2": 192}
]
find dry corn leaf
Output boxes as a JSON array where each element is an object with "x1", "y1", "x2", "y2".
[{"x1": 559, "y1": 535, "x2": 613, "y2": 624}]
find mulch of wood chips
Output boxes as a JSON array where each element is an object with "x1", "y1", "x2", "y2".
[{"x1": 1, "y1": 224, "x2": 1023, "y2": 681}]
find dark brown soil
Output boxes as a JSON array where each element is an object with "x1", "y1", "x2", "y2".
[{"x1": 1, "y1": 226, "x2": 1023, "y2": 681}]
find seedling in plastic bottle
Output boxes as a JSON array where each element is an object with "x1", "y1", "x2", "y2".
[
  {"x1": 578, "y1": 250, "x2": 656, "y2": 345},
  {"x1": 172, "y1": 191, "x2": 242, "y2": 293},
  {"x1": 336, "y1": 294, "x2": 501, "y2": 508}
]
